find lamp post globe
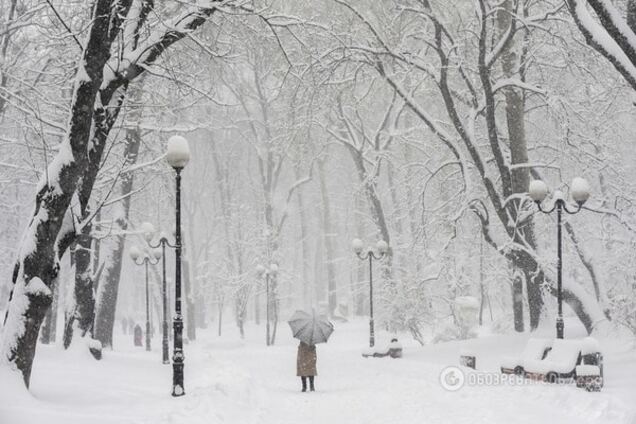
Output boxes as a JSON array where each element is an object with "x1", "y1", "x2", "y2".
[
  {"x1": 571, "y1": 177, "x2": 591, "y2": 205},
  {"x1": 352, "y1": 238, "x2": 364, "y2": 255},
  {"x1": 166, "y1": 135, "x2": 191, "y2": 169},
  {"x1": 529, "y1": 180, "x2": 548, "y2": 203},
  {"x1": 141, "y1": 222, "x2": 156, "y2": 242},
  {"x1": 376, "y1": 240, "x2": 389, "y2": 255},
  {"x1": 130, "y1": 246, "x2": 141, "y2": 261}
]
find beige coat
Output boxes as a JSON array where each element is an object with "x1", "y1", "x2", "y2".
[{"x1": 296, "y1": 342, "x2": 317, "y2": 376}]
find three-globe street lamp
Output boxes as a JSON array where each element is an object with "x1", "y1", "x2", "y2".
[
  {"x1": 529, "y1": 177, "x2": 591, "y2": 339},
  {"x1": 141, "y1": 222, "x2": 176, "y2": 365},
  {"x1": 352, "y1": 239, "x2": 389, "y2": 348},
  {"x1": 166, "y1": 135, "x2": 190, "y2": 397},
  {"x1": 256, "y1": 263, "x2": 279, "y2": 346},
  {"x1": 130, "y1": 246, "x2": 161, "y2": 352}
]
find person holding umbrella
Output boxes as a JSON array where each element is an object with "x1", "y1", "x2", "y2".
[
  {"x1": 297, "y1": 341, "x2": 317, "y2": 392},
  {"x1": 288, "y1": 310, "x2": 334, "y2": 392}
]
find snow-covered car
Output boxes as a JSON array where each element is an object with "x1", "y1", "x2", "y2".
[{"x1": 500, "y1": 338, "x2": 552, "y2": 375}]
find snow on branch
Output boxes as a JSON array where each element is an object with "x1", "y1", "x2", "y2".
[
  {"x1": 103, "y1": 2, "x2": 223, "y2": 92},
  {"x1": 491, "y1": 78, "x2": 546, "y2": 96},
  {"x1": 568, "y1": 0, "x2": 636, "y2": 90},
  {"x1": 586, "y1": 0, "x2": 636, "y2": 59}
]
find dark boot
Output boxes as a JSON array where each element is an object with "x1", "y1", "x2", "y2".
[
  {"x1": 309, "y1": 376, "x2": 315, "y2": 392},
  {"x1": 301, "y1": 377, "x2": 307, "y2": 392}
]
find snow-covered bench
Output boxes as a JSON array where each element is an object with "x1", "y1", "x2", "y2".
[
  {"x1": 500, "y1": 338, "x2": 552, "y2": 375},
  {"x1": 523, "y1": 337, "x2": 603, "y2": 384},
  {"x1": 576, "y1": 337, "x2": 604, "y2": 391},
  {"x1": 362, "y1": 339, "x2": 403, "y2": 358},
  {"x1": 579, "y1": 337, "x2": 603, "y2": 377}
]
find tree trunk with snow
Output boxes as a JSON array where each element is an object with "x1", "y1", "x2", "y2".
[
  {"x1": 63, "y1": 223, "x2": 100, "y2": 357},
  {"x1": 1, "y1": 1, "x2": 219, "y2": 386},
  {"x1": 0, "y1": 0, "x2": 128, "y2": 385}
]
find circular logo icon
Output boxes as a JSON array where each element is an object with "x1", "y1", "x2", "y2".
[{"x1": 439, "y1": 366, "x2": 465, "y2": 391}]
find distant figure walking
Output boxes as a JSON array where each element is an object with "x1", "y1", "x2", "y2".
[
  {"x1": 297, "y1": 341, "x2": 317, "y2": 392},
  {"x1": 133, "y1": 324, "x2": 143, "y2": 347}
]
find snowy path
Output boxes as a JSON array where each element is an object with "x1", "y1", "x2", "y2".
[
  {"x1": 204, "y1": 323, "x2": 634, "y2": 424},
  {"x1": 2, "y1": 321, "x2": 635, "y2": 424}
]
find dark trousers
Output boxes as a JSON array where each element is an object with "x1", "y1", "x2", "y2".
[{"x1": 301, "y1": 376, "x2": 315, "y2": 391}]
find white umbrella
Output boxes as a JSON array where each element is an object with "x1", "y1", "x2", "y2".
[{"x1": 288, "y1": 310, "x2": 334, "y2": 345}]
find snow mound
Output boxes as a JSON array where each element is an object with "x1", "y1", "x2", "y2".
[
  {"x1": 0, "y1": 366, "x2": 31, "y2": 402},
  {"x1": 145, "y1": 354, "x2": 263, "y2": 424},
  {"x1": 581, "y1": 337, "x2": 601, "y2": 355}
]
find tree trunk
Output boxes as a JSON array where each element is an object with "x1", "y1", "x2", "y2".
[
  {"x1": 511, "y1": 270, "x2": 525, "y2": 332},
  {"x1": 183, "y1": 258, "x2": 196, "y2": 341},
  {"x1": 217, "y1": 298, "x2": 223, "y2": 337},
  {"x1": 0, "y1": 0, "x2": 127, "y2": 386},
  {"x1": 94, "y1": 128, "x2": 140, "y2": 349},
  {"x1": 497, "y1": 1, "x2": 544, "y2": 330},
  {"x1": 317, "y1": 159, "x2": 337, "y2": 316},
  {"x1": 269, "y1": 275, "x2": 279, "y2": 345},
  {"x1": 254, "y1": 292, "x2": 261, "y2": 325},
  {"x1": 39, "y1": 281, "x2": 58, "y2": 344},
  {"x1": 354, "y1": 194, "x2": 366, "y2": 316},
  {"x1": 295, "y1": 166, "x2": 312, "y2": 310},
  {"x1": 345, "y1": 146, "x2": 394, "y2": 327},
  {"x1": 63, "y1": 221, "x2": 99, "y2": 355}
]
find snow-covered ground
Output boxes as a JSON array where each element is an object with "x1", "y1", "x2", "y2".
[{"x1": 1, "y1": 320, "x2": 635, "y2": 424}]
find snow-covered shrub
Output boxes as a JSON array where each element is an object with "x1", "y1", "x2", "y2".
[
  {"x1": 607, "y1": 280, "x2": 636, "y2": 338},
  {"x1": 454, "y1": 296, "x2": 479, "y2": 339}
]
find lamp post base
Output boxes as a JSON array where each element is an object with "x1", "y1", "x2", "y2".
[
  {"x1": 172, "y1": 316, "x2": 185, "y2": 396},
  {"x1": 172, "y1": 360, "x2": 185, "y2": 397}
]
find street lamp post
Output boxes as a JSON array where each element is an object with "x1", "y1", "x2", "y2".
[
  {"x1": 529, "y1": 177, "x2": 590, "y2": 339},
  {"x1": 352, "y1": 239, "x2": 389, "y2": 348},
  {"x1": 130, "y1": 246, "x2": 161, "y2": 352},
  {"x1": 142, "y1": 223, "x2": 177, "y2": 365},
  {"x1": 256, "y1": 263, "x2": 278, "y2": 346},
  {"x1": 166, "y1": 135, "x2": 190, "y2": 397}
]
